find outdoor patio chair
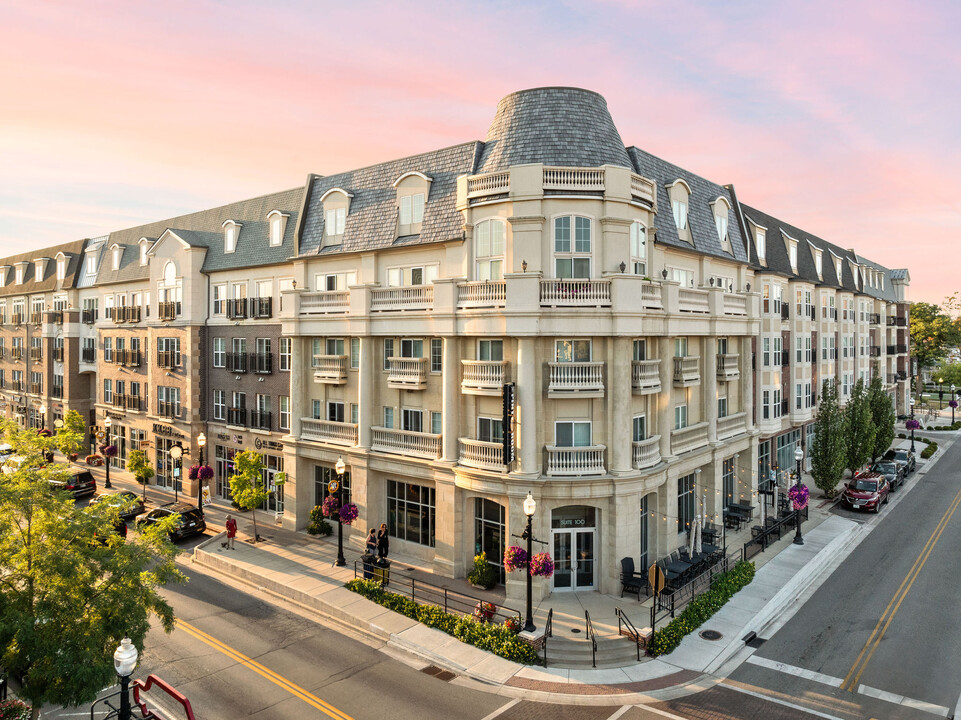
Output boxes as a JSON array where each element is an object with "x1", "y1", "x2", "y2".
[{"x1": 620, "y1": 557, "x2": 647, "y2": 599}]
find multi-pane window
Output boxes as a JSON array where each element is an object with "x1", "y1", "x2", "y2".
[
  {"x1": 383, "y1": 339, "x2": 394, "y2": 370},
  {"x1": 398, "y1": 193, "x2": 425, "y2": 226},
  {"x1": 478, "y1": 417, "x2": 503, "y2": 443},
  {"x1": 280, "y1": 338, "x2": 291, "y2": 371},
  {"x1": 632, "y1": 415, "x2": 646, "y2": 441},
  {"x1": 350, "y1": 338, "x2": 360, "y2": 369},
  {"x1": 327, "y1": 401, "x2": 345, "y2": 423},
  {"x1": 430, "y1": 411, "x2": 442, "y2": 435},
  {"x1": 104, "y1": 379, "x2": 113, "y2": 403},
  {"x1": 553, "y1": 215, "x2": 592, "y2": 279},
  {"x1": 674, "y1": 404, "x2": 688, "y2": 430},
  {"x1": 672, "y1": 199, "x2": 688, "y2": 231},
  {"x1": 674, "y1": 337, "x2": 688, "y2": 358},
  {"x1": 630, "y1": 222, "x2": 647, "y2": 275},
  {"x1": 796, "y1": 383, "x2": 803, "y2": 411},
  {"x1": 350, "y1": 404, "x2": 358, "y2": 425},
  {"x1": 387, "y1": 265, "x2": 437, "y2": 287},
  {"x1": 158, "y1": 337, "x2": 181, "y2": 365},
  {"x1": 718, "y1": 396, "x2": 728, "y2": 418},
  {"x1": 400, "y1": 339, "x2": 422, "y2": 358},
  {"x1": 387, "y1": 480, "x2": 435, "y2": 547},
  {"x1": 213, "y1": 338, "x2": 226, "y2": 367},
  {"x1": 325, "y1": 207, "x2": 346, "y2": 236},
  {"x1": 479, "y1": 339, "x2": 503, "y2": 361},
  {"x1": 475, "y1": 219, "x2": 505, "y2": 281},
  {"x1": 213, "y1": 390, "x2": 226, "y2": 421},
  {"x1": 555, "y1": 421, "x2": 591, "y2": 447},
  {"x1": 773, "y1": 337, "x2": 782, "y2": 366},
  {"x1": 555, "y1": 339, "x2": 591, "y2": 363},
  {"x1": 104, "y1": 338, "x2": 113, "y2": 363},
  {"x1": 633, "y1": 339, "x2": 647, "y2": 361},
  {"x1": 773, "y1": 388, "x2": 782, "y2": 418},
  {"x1": 402, "y1": 408, "x2": 423, "y2": 433},
  {"x1": 311, "y1": 400, "x2": 322, "y2": 419},
  {"x1": 763, "y1": 390, "x2": 770, "y2": 420},
  {"x1": 763, "y1": 337, "x2": 771, "y2": 367},
  {"x1": 158, "y1": 386, "x2": 181, "y2": 417},
  {"x1": 677, "y1": 473, "x2": 695, "y2": 533},
  {"x1": 213, "y1": 284, "x2": 226, "y2": 315},
  {"x1": 430, "y1": 338, "x2": 442, "y2": 373},
  {"x1": 383, "y1": 406, "x2": 394, "y2": 429}
]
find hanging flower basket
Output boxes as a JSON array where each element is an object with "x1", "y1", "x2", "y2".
[
  {"x1": 529, "y1": 552, "x2": 555, "y2": 578},
  {"x1": 788, "y1": 483, "x2": 810, "y2": 511},
  {"x1": 101, "y1": 444, "x2": 118, "y2": 458},
  {"x1": 950, "y1": 400, "x2": 958, "y2": 409},
  {"x1": 338, "y1": 502, "x2": 359, "y2": 525},
  {"x1": 503, "y1": 545, "x2": 528, "y2": 572},
  {"x1": 906, "y1": 419, "x2": 921, "y2": 431},
  {"x1": 37, "y1": 428, "x2": 51, "y2": 437},
  {"x1": 188, "y1": 464, "x2": 200, "y2": 480},
  {"x1": 198, "y1": 464, "x2": 214, "y2": 480},
  {"x1": 321, "y1": 496, "x2": 340, "y2": 518}
]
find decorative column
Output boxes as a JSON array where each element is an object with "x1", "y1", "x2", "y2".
[
  {"x1": 740, "y1": 336, "x2": 754, "y2": 432},
  {"x1": 516, "y1": 337, "x2": 538, "y2": 475},
  {"x1": 610, "y1": 336, "x2": 632, "y2": 474},
  {"x1": 705, "y1": 337, "x2": 718, "y2": 444},
  {"x1": 657, "y1": 337, "x2": 674, "y2": 462},
  {"x1": 441, "y1": 336, "x2": 458, "y2": 462},
  {"x1": 288, "y1": 336, "x2": 307, "y2": 439},
  {"x1": 357, "y1": 337, "x2": 372, "y2": 449}
]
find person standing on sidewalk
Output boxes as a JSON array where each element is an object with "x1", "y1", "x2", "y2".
[
  {"x1": 225, "y1": 515, "x2": 237, "y2": 550},
  {"x1": 366, "y1": 528, "x2": 378, "y2": 556},
  {"x1": 377, "y1": 523, "x2": 389, "y2": 560}
]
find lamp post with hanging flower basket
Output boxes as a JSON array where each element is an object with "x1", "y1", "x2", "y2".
[
  {"x1": 791, "y1": 445, "x2": 808, "y2": 545},
  {"x1": 506, "y1": 491, "x2": 553, "y2": 633}
]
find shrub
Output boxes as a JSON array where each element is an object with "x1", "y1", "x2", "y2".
[
  {"x1": 921, "y1": 442, "x2": 938, "y2": 459},
  {"x1": 647, "y1": 561, "x2": 756, "y2": 657},
  {"x1": 306, "y1": 505, "x2": 333, "y2": 536},
  {"x1": 467, "y1": 552, "x2": 498, "y2": 589},
  {"x1": 345, "y1": 579, "x2": 538, "y2": 664}
]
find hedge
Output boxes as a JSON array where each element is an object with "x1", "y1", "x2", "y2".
[
  {"x1": 647, "y1": 561, "x2": 756, "y2": 657},
  {"x1": 345, "y1": 579, "x2": 538, "y2": 664},
  {"x1": 921, "y1": 441, "x2": 938, "y2": 459}
]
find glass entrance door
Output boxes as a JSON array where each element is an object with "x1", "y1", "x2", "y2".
[
  {"x1": 553, "y1": 531, "x2": 573, "y2": 589},
  {"x1": 552, "y1": 529, "x2": 595, "y2": 591}
]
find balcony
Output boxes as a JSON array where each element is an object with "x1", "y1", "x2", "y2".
[
  {"x1": 722, "y1": 293, "x2": 747, "y2": 316},
  {"x1": 30, "y1": 312, "x2": 42, "y2": 325},
  {"x1": 82, "y1": 309, "x2": 97, "y2": 324},
  {"x1": 10, "y1": 380, "x2": 23, "y2": 392},
  {"x1": 120, "y1": 349, "x2": 142, "y2": 367},
  {"x1": 81, "y1": 348, "x2": 96, "y2": 363},
  {"x1": 466, "y1": 166, "x2": 656, "y2": 206},
  {"x1": 0, "y1": 314, "x2": 5, "y2": 325},
  {"x1": 887, "y1": 344, "x2": 897, "y2": 355},
  {"x1": 124, "y1": 306, "x2": 142, "y2": 323},
  {"x1": 781, "y1": 304, "x2": 790, "y2": 321},
  {"x1": 227, "y1": 407, "x2": 247, "y2": 427},
  {"x1": 28, "y1": 383, "x2": 42, "y2": 395},
  {"x1": 124, "y1": 395, "x2": 143, "y2": 411},
  {"x1": 716, "y1": 412, "x2": 747, "y2": 441},
  {"x1": 11, "y1": 348, "x2": 22, "y2": 361},
  {"x1": 387, "y1": 357, "x2": 428, "y2": 390},
  {"x1": 887, "y1": 373, "x2": 898, "y2": 385},
  {"x1": 457, "y1": 281, "x2": 506, "y2": 309},
  {"x1": 632, "y1": 436, "x2": 661, "y2": 470},
  {"x1": 678, "y1": 288, "x2": 709, "y2": 314},
  {"x1": 897, "y1": 344, "x2": 907, "y2": 354},
  {"x1": 226, "y1": 352, "x2": 248, "y2": 373},
  {"x1": 301, "y1": 418, "x2": 358, "y2": 446},
  {"x1": 313, "y1": 355, "x2": 348, "y2": 384},
  {"x1": 251, "y1": 411, "x2": 272, "y2": 431},
  {"x1": 157, "y1": 402, "x2": 181, "y2": 420},
  {"x1": 54, "y1": 347, "x2": 63, "y2": 362},
  {"x1": 300, "y1": 290, "x2": 349, "y2": 315},
  {"x1": 51, "y1": 385, "x2": 63, "y2": 399},
  {"x1": 370, "y1": 286, "x2": 433, "y2": 312},
  {"x1": 251, "y1": 297, "x2": 273, "y2": 319},
  {"x1": 12, "y1": 313, "x2": 24, "y2": 325},
  {"x1": 251, "y1": 353, "x2": 273, "y2": 374},
  {"x1": 870, "y1": 346, "x2": 881, "y2": 358},
  {"x1": 461, "y1": 360, "x2": 508, "y2": 395},
  {"x1": 717, "y1": 353, "x2": 740, "y2": 380},
  {"x1": 110, "y1": 307, "x2": 125, "y2": 324},
  {"x1": 671, "y1": 422, "x2": 709, "y2": 455},
  {"x1": 459, "y1": 438, "x2": 507, "y2": 472},
  {"x1": 29, "y1": 348, "x2": 42, "y2": 361},
  {"x1": 227, "y1": 298, "x2": 248, "y2": 320},
  {"x1": 112, "y1": 395, "x2": 125, "y2": 409},
  {"x1": 52, "y1": 311, "x2": 63, "y2": 325},
  {"x1": 548, "y1": 361, "x2": 604, "y2": 396},
  {"x1": 158, "y1": 302, "x2": 178, "y2": 321},
  {"x1": 896, "y1": 316, "x2": 907, "y2": 327},
  {"x1": 545, "y1": 445, "x2": 606, "y2": 477},
  {"x1": 371, "y1": 426, "x2": 441, "y2": 459},
  {"x1": 157, "y1": 350, "x2": 179, "y2": 369},
  {"x1": 672, "y1": 356, "x2": 700, "y2": 387},
  {"x1": 539, "y1": 279, "x2": 611, "y2": 308},
  {"x1": 887, "y1": 316, "x2": 897, "y2": 326},
  {"x1": 870, "y1": 313, "x2": 881, "y2": 325},
  {"x1": 631, "y1": 359, "x2": 661, "y2": 395}
]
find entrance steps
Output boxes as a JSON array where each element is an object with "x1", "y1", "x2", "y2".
[{"x1": 543, "y1": 634, "x2": 643, "y2": 669}]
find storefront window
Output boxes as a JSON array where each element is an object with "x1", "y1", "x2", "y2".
[
  {"x1": 216, "y1": 445, "x2": 237, "y2": 499},
  {"x1": 387, "y1": 480, "x2": 435, "y2": 547},
  {"x1": 314, "y1": 465, "x2": 350, "y2": 506},
  {"x1": 473, "y1": 498, "x2": 505, "y2": 584}
]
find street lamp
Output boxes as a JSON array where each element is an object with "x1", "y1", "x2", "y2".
[
  {"x1": 113, "y1": 637, "x2": 138, "y2": 720},
  {"x1": 793, "y1": 445, "x2": 804, "y2": 546},
  {"x1": 910, "y1": 398, "x2": 917, "y2": 454},
  {"x1": 522, "y1": 491, "x2": 536, "y2": 632},
  {"x1": 104, "y1": 416, "x2": 113, "y2": 489},
  {"x1": 169, "y1": 443, "x2": 183, "y2": 502},
  {"x1": 952, "y1": 385, "x2": 957, "y2": 425},
  {"x1": 938, "y1": 377, "x2": 944, "y2": 409},
  {"x1": 334, "y1": 457, "x2": 346, "y2": 567},
  {"x1": 38, "y1": 403, "x2": 46, "y2": 430},
  {"x1": 197, "y1": 432, "x2": 206, "y2": 513}
]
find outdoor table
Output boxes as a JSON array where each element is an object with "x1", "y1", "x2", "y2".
[{"x1": 729, "y1": 502, "x2": 755, "y2": 519}]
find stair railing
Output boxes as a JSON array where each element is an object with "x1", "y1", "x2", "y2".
[
  {"x1": 615, "y1": 607, "x2": 642, "y2": 661},
  {"x1": 584, "y1": 610, "x2": 597, "y2": 668}
]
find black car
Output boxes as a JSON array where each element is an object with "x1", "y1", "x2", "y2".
[
  {"x1": 884, "y1": 448, "x2": 917, "y2": 474},
  {"x1": 871, "y1": 460, "x2": 904, "y2": 490},
  {"x1": 137, "y1": 502, "x2": 207, "y2": 541},
  {"x1": 49, "y1": 468, "x2": 97, "y2": 499},
  {"x1": 90, "y1": 490, "x2": 146, "y2": 519}
]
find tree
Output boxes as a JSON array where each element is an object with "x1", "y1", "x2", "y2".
[
  {"x1": 811, "y1": 379, "x2": 848, "y2": 497},
  {"x1": 932, "y1": 361, "x2": 961, "y2": 389},
  {"x1": 54, "y1": 409, "x2": 87, "y2": 457},
  {"x1": 0, "y1": 421, "x2": 184, "y2": 720},
  {"x1": 868, "y1": 370, "x2": 896, "y2": 463},
  {"x1": 910, "y1": 302, "x2": 961, "y2": 393},
  {"x1": 844, "y1": 377, "x2": 875, "y2": 476},
  {"x1": 126, "y1": 449, "x2": 155, "y2": 501},
  {"x1": 228, "y1": 450, "x2": 269, "y2": 542}
]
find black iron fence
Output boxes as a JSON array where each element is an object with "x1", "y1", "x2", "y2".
[
  {"x1": 653, "y1": 551, "x2": 738, "y2": 627},
  {"x1": 742, "y1": 506, "x2": 809, "y2": 562}
]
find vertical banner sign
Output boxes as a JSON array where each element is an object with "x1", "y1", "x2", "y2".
[{"x1": 502, "y1": 382, "x2": 516, "y2": 466}]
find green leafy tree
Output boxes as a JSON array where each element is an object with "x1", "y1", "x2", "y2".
[
  {"x1": 932, "y1": 362, "x2": 961, "y2": 390},
  {"x1": 0, "y1": 421, "x2": 184, "y2": 720},
  {"x1": 811, "y1": 379, "x2": 849, "y2": 497},
  {"x1": 910, "y1": 302, "x2": 961, "y2": 393},
  {"x1": 126, "y1": 449, "x2": 155, "y2": 501},
  {"x1": 54, "y1": 409, "x2": 87, "y2": 457},
  {"x1": 844, "y1": 377, "x2": 875, "y2": 476},
  {"x1": 228, "y1": 450, "x2": 269, "y2": 541},
  {"x1": 868, "y1": 370, "x2": 896, "y2": 463}
]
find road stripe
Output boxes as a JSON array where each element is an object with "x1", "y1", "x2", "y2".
[
  {"x1": 604, "y1": 707, "x2": 632, "y2": 720},
  {"x1": 841, "y1": 484, "x2": 961, "y2": 691},
  {"x1": 176, "y1": 619, "x2": 354, "y2": 720},
  {"x1": 478, "y1": 699, "x2": 520, "y2": 720},
  {"x1": 721, "y1": 682, "x2": 848, "y2": 720},
  {"x1": 746, "y1": 655, "x2": 843, "y2": 687}
]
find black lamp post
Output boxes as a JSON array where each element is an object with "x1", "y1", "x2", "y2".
[
  {"x1": 196, "y1": 432, "x2": 206, "y2": 513},
  {"x1": 104, "y1": 416, "x2": 113, "y2": 489},
  {"x1": 113, "y1": 637, "x2": 138, "y2": 720},
  {"x1": 910, "y1": 398, "x2": 917, "y2": 454},
  {"x1": 170, "y1": 443, "x2": 183, "y2": 502},
  {"x1": 939, "y1": 377, "x2": 944, "y2": 409},
  {"x1": 334, "y1": 457, "x2": 346, "y2": 567},
  {"x1": 793, "y1": 446, "x2": 804, "y2": 546},
  {"x1": 522, "y1": 491, "x2": 536, "y2": 632},
  {"x1": 952, "y1": 385, "x2": 957, "y2": 425}
]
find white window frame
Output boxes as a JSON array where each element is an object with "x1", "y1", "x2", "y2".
[
  {"x1": 553, "y1": 215, "x2": 592, "y2": 279},
  {"x1": 474, "y1": 218, "x2": 505, "y2": 282},
  {"x1": 213, "y1": 338, "x2": 226, "y2": 368},
  {"x1": 630, "y1": 221, "x2": 647, "y2": 275}
]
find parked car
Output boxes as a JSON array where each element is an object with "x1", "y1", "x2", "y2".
[
  {"x1": 137, "y1": 502, "x2": 206, "y2": 542},
  {"x1": 871, "y1": 460, "x2": 904, "y2": 491},
  {"x1": 49, "y1": 467, "x2": 97, "y2": 499},
  {"x1": 883, "y1": 447, "x2": 916, "y2": 474},
  {"x1": 842, "y1": 472, "x2": 889, "y2": 513},
  {"x1": 90, "y1": 490, "x2": 146, "y2": 519}
]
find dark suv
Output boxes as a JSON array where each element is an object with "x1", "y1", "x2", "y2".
[
  {"x1": 49, "y1": 468, "x2": 97, "y2": 499},
  {"x1": 137, "y1": 502, "x2": 206, "y2": 541},
  {"x1": 871, "y1": 460, "x2": 904, "y2": 490},
  {"x1": 884, "y1": 448, "x2": 916, "y2": 474}
]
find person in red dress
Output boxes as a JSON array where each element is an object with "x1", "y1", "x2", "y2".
[{"x1": 225, "y1": 514, "x2": 237, "y2": 550}]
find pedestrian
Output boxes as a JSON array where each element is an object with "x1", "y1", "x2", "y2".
[
  {"x1": 366, "y1": 528, "x2": 378, "y2": 556},
  {"x1": 225, "y1": 514, "x2": 237, "y2": 550},
  {"x1": 377, "y1": 523, "x2": 389, "y2": 560}
]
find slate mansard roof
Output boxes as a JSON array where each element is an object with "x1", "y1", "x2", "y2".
[
  {"x1": 94, "y1": 187, "x2": 305, "y2": 285},
  {"x1": 0, "y1": 238, "x2": 88, "y2": 298}
]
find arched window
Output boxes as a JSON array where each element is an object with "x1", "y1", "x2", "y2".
[
  {"x1": 163, "y1": 261, "x2": 177, "y2": 285},
  {"x1": 474, "y1": 218, "x2": 505, "y2": 281}
]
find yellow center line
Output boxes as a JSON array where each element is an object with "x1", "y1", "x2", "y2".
[
  {"x1": 176, "y1": 619, "x2": 355, "y2": 720},
  {"x1": 840, "y1": 484, "x2": 961, "y2": 691}
]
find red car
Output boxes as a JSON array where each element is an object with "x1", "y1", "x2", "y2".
[{"x1": 841, "y1": 472, "x2": 889, "y2": 513}]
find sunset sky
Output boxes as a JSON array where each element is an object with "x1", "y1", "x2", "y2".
[{"x1": 1, "y1": 0, "x2": 958, "y2": 305}]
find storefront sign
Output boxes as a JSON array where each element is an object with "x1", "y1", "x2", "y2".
[
  {"x1": 152, "y1": 423, "x2": 185, "y2": 440},
  {"x1": 216, "y1": 433, "x2": 230, "y2": 441},
  {"x1": 557, "y1": 518, "x2": 586, "y2": 527},
  {"x1": 254, "y1": 437, "x2": 284, "y2": 451},
  {"x1": 107, "y1": 411, "x2": 124, "y2": 421}
]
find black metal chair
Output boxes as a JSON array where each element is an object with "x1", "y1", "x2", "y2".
[{"x1": 620, "y1": 557, "x2": 646, "y2": 599}]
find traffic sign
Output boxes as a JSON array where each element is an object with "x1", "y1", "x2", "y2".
[
  {"x1": 95, "y1": 430, "x2": 106, "y2": 441},
  {"x1": 328, "y1": 479, "x2": 339, "y2": 494},
  {"x1": 648, "y1": 563, "x2": 665, "y2": 597}
]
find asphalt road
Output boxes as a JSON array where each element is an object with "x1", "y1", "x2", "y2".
[{"x1": 729, "y1": 435, "x2": 961, "y2": 719}]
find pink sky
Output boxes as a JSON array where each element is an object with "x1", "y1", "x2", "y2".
[{"x1": 1, "y1": 0, "x2": 958, "y2": 305}]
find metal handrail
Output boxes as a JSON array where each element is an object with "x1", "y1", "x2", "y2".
[
  {"x1": 584, "y1": 610, "x2": 597, "y2": 668},
  {"x1": 742, "y1": 506, "x2": 809, "y2": 562},
  {"x1": 615, "y1": 607, "x2": 642, "y2": 661},
  {"x1": 543, "y1": 607, "x2": 553, "y2": 666}
]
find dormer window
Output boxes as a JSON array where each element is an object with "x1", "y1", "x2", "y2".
[
  {"x1": 139, "y1": 239, "x2": 150, "y2": 265},
  {"x1": 667, "y1": 180, "x2": 692, "y2": 243},
  {"x1": 111, "y1": 245, "x2": 122, "y2": 270},
  {"x1": 393, "y1": 172, "x2": 432, "y2": 237},
  {"x1": 15, "y1": 263, "x2": 27, "y2": 285},
  {"x1": 0, "y1": 267, "x2": 7, "y2": 288},
  {"x1": 789, "y1": 241, "x2": 798, "y2": 272},
  {"x1": 835, "y1": 257, "x2": 842, "y2": 282},
  {"x1": 34, "y1": 259, "x2": 48, "y2": 280},
  {"x1": 756, "y1": 228, "x2": 766, "y2": 263},
  {"x1": 223, "y1": 220, "x2": 242, "y2": 254},
  {"x1": 267, "y1": 210, "x2": 290, "y2": 247},
  {"x1": 710, "y1": 197, "x2": 731, "y2": 252},
  {"x1": 672, "y1": 199, "x2": 687, "y2": 230},
  {"x1": 319, "y1": 189, "x2": 352, "y2": 246},
  {"x1": 399, "y1": 194, "x2": 424, "y2": 226},
  {"x1": 56, "y1": 258, "x2": 66, "y2": 281},
  {"x1": 814, "y1": 249, "x2": 823, "y2": 278},
  {"x1": 326, "y1": 207, "x2": 345, "y2": 237}
]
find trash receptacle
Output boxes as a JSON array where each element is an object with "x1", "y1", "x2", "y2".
[
  {"x1": 362, "y1": 553, "x2": 376, "y2": 580},
  {"x1": 372, "y1": 558, "x2": 390, "y2": 586}
]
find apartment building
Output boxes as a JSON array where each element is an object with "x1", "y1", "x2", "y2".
[{"x1": 0, "y1": 86, "x2": 910, "y2": 603}]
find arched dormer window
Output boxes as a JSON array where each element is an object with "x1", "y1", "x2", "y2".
[
  {"x1": 139, "y1": 238, "x2": 151, "y2": 265},
  {"x1": 319, "y1": 189, "x2": 352, "y2": 245},
  {"x1": 666, "y1": 180, "x2": 692, "y2": 244},
  {"x1": 266, "y1": 210, "x2": 290, "y2": 247},
  {"x1": 55, "y1": 253, "x2": 69, "y2": 281},
  {"x1": 393, "y1": 171, "x2": 432, "y2": 237},
  {"x1": 710, "y1": 197, "x2": 732, "y2": 253},
  {"x1": 110, "y1": 244, "x2": 123, "y2": 271},
  {"x1": 222, "y1": 220, "x2": 242, "y2": 254}
]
